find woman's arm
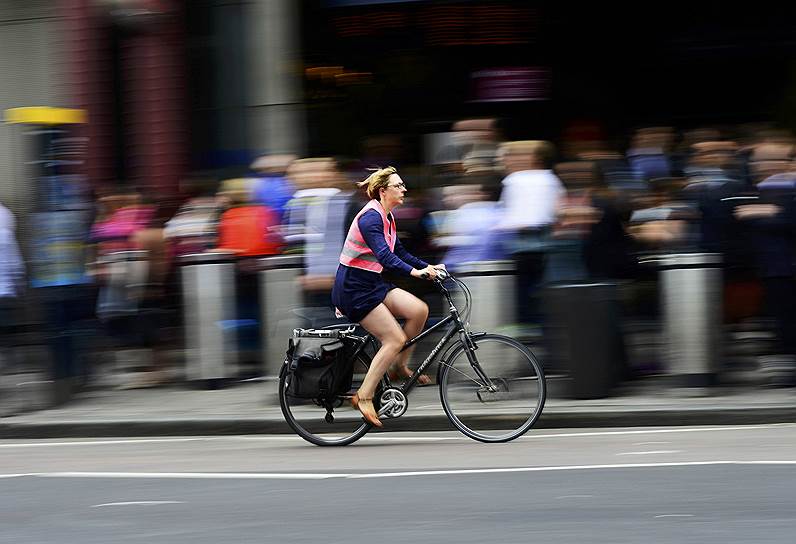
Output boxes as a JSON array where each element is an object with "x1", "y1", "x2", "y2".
[
  {"x1": 358, "y1": 211, "x2": 417, "y2": 274},
  {"x1": 393, "y1": 237, "x2": 429, "y2": 270}
]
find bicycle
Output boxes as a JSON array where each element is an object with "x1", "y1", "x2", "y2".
[{"x1": 279, "y1": 269, "x2": 546, "y2": 446}]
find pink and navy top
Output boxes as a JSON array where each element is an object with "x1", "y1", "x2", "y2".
[
  {"x1": 339, "y1": 199, "x2": 427, "y2": 275},
  {"x1": 332, "y1": 199, "x2": 428, "y2": 322}
]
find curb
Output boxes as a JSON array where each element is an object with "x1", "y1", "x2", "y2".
[{"x1": 2, "y1": 408, "x2": 796, "y2": 439}]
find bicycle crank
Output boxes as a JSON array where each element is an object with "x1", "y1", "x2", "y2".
[{"x1": 377, "y1": 387, "x2": 408, "y2": 419}]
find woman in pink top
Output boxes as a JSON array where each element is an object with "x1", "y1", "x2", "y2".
[{"x1": 332, "y1": 167, "x2": 444, "y2": 426}]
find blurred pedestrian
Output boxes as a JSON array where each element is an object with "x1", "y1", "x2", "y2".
[
  {"x1": 437, "y1": 184, "x2": 501, "y2": 272},
  {"x1": 627, "y1": 127, "x2": 675, "y2": 182},
  {"x1": 90, "y1": 190, "x2": 154, "y2": 320},
  {"x1": 581, "y1": 182, "x2": 638, "y2": 282},
  {"x1": 547, "y1": 161, "x2": 603, "y2": 282},
  {"x1": 435, "y1": 118, "x2": 501, "y2": 167},
  {"x1": 495, "y1": 140, "x2": 565, "y2": 325},
  {"x1": 120, "y1": 207, "x2": 174, "y2": 388},
  {"x1": 682, "y1": 140, "x2": 743, "y2": 245},
  {"x1": 300, "y1": 158, "x2": 357, "y2": 310},
  {"x1": 734, "y1": 144, "x2": 796, "y2": 384},
  {"x1": 89, "y1": 190, "x2": 167, "y2": 388},
  {"x1": 250, "y1": 154, "x2": 296, "y2": 222},
  {"x1": 281, "y1": 158, "x2": 342, "y2": 254},
  {"x1": 569, "y1": 132, "x2": 642, "y2": 192},
  {"x1": 216, "y1": 178, "x2": 283, "y2": 257},
  {"x1": 628, "y1": 178, "x2": 696, "y2": 251},
  {"x1": 164, "y1": 176, "x2": 223, "y2": 257}
]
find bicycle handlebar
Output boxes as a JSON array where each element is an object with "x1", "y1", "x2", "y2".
[
  {"x1": 420, "y1": 268, "x2": 450, "y2": 282},
  {"x1": 420, "y1": 267, "x2": 471, "y2": 320}
]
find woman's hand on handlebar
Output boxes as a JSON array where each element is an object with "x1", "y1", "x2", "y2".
[
  {"x1": 433, "y1": 263, "x2": 450, "y2": 280},
  {"x1": 411, "y1": 265, "x2": 439, "y2": 280}
]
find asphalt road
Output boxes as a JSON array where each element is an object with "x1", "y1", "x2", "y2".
[{"x1": 3, "y1": 424, "x2": 796, "y2": 543}]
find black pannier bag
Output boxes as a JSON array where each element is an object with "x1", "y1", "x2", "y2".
[{"x1": 285, "y1": 329, "x2": 355, "y2": 400}]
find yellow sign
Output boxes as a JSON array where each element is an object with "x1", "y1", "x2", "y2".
[{"x1": 3, "y1": 106, "x2": 86, "y2": 125}]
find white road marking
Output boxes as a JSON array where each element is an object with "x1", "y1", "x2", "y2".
[
  {"x1": 633, "y1": 441, "x2": 671, "y2": 446},
  {"x1": 0, "y1": 438, "x2": 207, "y2": 448},
  {"x1": 47, "y1": 472, "x2": 344, "y2": 480},
  {"x1": 2, "y1": 460, "x2": 794, "y2": 480},
  {"x1": 298, "y1": 423, "x2": 794, "y2": 442},
  {"x1": 741, "y1": 460, "x2": 796, "y2": 465},
  {"x1": 0, "y1": 435, "x2": 461, "y2": 448},
  {"x1": 655, "y1": 514, "x2": 694, "y2": 518},
  {"x1": 617, "y1": 450, "x2": 682, "y2": 456},
  {"x1": 346, "y1": 463, "x2": 719, "y2": 479},
  {"x1": 0, "y1": 423, "x2": 793, "y2": 449},
  {"x1": 523, "y1": 424, "x2": 796, "y2": 440},
  {"x1": 91, "y1": 501, "x2": 185, "y2": 508}
]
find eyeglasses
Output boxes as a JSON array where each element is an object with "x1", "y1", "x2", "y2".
[{"x1": 387, "y1": 182, "x2": 406, "y2": 190}]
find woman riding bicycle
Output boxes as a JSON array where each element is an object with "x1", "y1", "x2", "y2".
[{"x1": 332, "y1": 166, "x2": 444, "y2": 427}]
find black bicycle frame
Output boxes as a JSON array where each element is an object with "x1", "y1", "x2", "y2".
[
  {"x1": 398, "y1": 313, "x2": 460, "y2": 393},
  {"x1": 397, "y1": 280, "x2": 486, "y2": 393},
  {"x1": 344, "y1": 276, "x2": 489, "y2": 395}
]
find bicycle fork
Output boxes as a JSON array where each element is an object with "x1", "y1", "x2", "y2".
[{"x1": 458, "y1": 330, "x2": 498, "y2": 390}]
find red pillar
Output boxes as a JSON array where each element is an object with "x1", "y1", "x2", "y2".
[
  {"x1": 58, "y1": 0, "x2": 115, "y2": 193},
  {"x1": 122, "y1": 0, "x2": 187, "y2": 202},
  {"x1": 60, "y1": 0, "x2": 188, "y2": 201}
]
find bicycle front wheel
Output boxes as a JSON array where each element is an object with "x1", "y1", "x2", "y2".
[
  {"x1": 279, "y1": 353, "x2": 373, "y2": 446},
  {"x1": 438, "y1": 334, "x2": 546, "y2": 443}
]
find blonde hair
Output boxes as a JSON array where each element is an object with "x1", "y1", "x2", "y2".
[{"x1": 357, "y1": 166, "x2": 397, "y2": 200}]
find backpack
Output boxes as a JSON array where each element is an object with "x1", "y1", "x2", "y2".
[{"x1": 285, "y1": 328, "x2": 355, "y2": 400}]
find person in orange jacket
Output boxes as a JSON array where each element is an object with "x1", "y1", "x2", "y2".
[{"x1": 216, "y1": 178, "x2": 283, "y2": 257}]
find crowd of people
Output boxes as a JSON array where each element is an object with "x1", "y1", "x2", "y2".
[{"x1": 3, "y1": 119, "x2": 795, "y2": 390}]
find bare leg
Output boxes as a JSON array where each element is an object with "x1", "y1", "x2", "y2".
[
  {"x1": 383, "y1": 288, "x2": 429, "y2": 382},
  {"x1": 355, "y1": 304, "x2": 407, "y2": 425}
]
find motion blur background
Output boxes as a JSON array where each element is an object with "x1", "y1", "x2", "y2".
[{"x1": 1, "y1": 0, "x2": 796, "y2": 412}]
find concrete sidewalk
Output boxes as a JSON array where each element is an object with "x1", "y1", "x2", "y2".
[{"x1": 1, "y1": 378, "x2": 795, "y2": 438}]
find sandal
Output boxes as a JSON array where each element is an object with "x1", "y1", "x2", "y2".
[
  {"x1": 388, "y1": 365, "x2": 432, "y2": 386},
  {"x1": 351, "y1": 393, "x2": 382, "y2": 427}
]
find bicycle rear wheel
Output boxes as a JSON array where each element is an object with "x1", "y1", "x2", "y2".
[
  {"x1": 279, "y1": 352, "x2": 374, "y2": 446},
  {"x1": 438, "y1": 334, "x2": 545, "y2": 443}
]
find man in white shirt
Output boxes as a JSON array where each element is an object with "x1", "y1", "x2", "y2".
[
  {"x1": 495, "y1": 141, "x2": 565, "y2": 324},
  {"x1": 497, "y1": 140, "x2": 565, "y2": 231}
]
